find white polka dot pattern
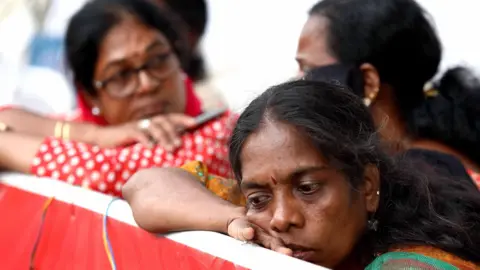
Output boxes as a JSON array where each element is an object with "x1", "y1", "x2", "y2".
[{"x1": 30, "y1": 112, "x2": 236, "y2": 197}]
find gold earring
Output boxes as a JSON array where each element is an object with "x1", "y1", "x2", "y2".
[{"x1": 363, "y1": 89, "x2": 379, "y2": 107}]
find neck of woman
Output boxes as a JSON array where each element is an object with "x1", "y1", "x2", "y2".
[
  {"x1": 370, "y1": 97, "x2": 410, "y2": 153},
  {"x1": 334, "y1": 236, "x2": 375, "y2": 270},
  {"x1": 371, "y1": 96, "x2": 479, "y2": 172}
]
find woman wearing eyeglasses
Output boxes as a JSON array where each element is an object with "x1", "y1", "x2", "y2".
[{"x1": 0, "y1": 0, "x2": 239, "y2": 200}]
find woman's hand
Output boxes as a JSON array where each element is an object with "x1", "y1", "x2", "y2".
[
  {"x1": 227, "y1": 217, "x2": 293, "y2": 256},
  {"x1": 93, "y1": 113, "x2": 196, "y2": 149}
]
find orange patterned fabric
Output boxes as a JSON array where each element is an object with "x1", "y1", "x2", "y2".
[
  {"x1": 392, "y1": 246, "x2": 480, "y2": 269},
  {"x1": 181, "y1": 161, "x2": 245, "y2": 206}
]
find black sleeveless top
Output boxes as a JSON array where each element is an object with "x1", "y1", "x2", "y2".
[{"x1": 405, "y1": 148, "x2": 477, "y2": 189}]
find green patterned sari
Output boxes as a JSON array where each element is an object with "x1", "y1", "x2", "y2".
[{"x1": 366, "y1": 250, "x2": 479, "y2": 270}]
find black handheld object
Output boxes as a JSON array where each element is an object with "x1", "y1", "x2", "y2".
[{"x1": 194, "y1": 107, "x2": 228, "y2": 126}]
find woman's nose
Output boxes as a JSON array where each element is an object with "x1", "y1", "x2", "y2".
[
  {"x1": 269, "y1": 196, "x2": 305, "y2": 233},
  {"x1": 137, "y1": 70, "x2": 156, "y2": 94}
]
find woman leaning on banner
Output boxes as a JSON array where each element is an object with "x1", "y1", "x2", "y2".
[
  {"x1": 0, "y1": 0, "x2": 238, "y2": 199},
  {"x1": 124, "y1": 80, "x2": 480, "y2": 269}
]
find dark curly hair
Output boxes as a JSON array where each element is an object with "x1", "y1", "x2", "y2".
[
  {"x1": 65, "y1": 0, "x2": 189, "y2": 96},
  {"x1": 229, "y1": 80, "x2": 480, "y2": 264}
]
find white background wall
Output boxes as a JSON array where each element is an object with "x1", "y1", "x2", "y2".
[{"x1": 203, "y1": 0, "x2": 480, "y2": 111}]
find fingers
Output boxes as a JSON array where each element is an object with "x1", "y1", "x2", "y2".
[
  {"x1": 165, "y1": 114, "x2": 196, "y2": 129},
  {"x1": 227, "y1": 219, "x2": 255, "y2": 241},
  {"x1": 273, "y1": 246, "x2": 293, "y2": 256},
  {"x1": 250, "y1": 227, "x2": 293, "y2": 256},
  {"x1": 131, "y1": 130, "x2": 154, "y2": 148},
  {"x1": 227, "y1": 219, "x2": 293, "y2": 257},
  {"x1": 106, "y1": 127, "x2": 151, "y2": 148},
  {"x1": 257, "y1": 233, "x2": 293, "y2": 256},
  {"x1": 135, "y1": 114, "x2": 195, "y2": 151},
  {"x1": 239, "y1": 227, "x2": 255, "y2": 242},
  {"x1": 103, "y1": 113, "x2": 195, "y2": 148},
  {"x1": 148, "y1": 118, "x2": 180, "y2": 151}
]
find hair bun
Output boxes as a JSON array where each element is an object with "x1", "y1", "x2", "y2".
[{"x1": 437, "y1": 67, "x2": 480, "y2": 101}]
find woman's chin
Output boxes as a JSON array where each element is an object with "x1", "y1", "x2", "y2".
[{"x1": 131, "y1": 106, "x2": 168, "y2": 120}]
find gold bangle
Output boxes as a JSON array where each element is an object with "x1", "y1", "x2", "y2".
[
  {"x1": 54, "y1": 122, "x2": 64, "y2": 138},
  {"x1": 62, "y1": 123, "x2": 71, "y2": 140}
]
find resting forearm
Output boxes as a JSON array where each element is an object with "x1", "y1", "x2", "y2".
[
  {"x1": 0, "y1": 132, "x2": 43, "y2": 173},
  {"x1": 123, "y1": 168, "x2": 245, "y2": 234},
  {"x1": 0, "y1": 108, "x2": 98, "y2": 144}
]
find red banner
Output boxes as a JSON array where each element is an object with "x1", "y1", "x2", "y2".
[{"x1": 0, "y1": 184, "x2": 247, "y2": 270}]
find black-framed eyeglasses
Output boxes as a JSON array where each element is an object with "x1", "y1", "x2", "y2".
[{"x1": 93, "y1": 52, "x2": 177, "y2": 98}]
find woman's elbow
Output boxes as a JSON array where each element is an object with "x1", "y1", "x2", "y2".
[
  {"x1": 122, "y1": 169, "x2": 170, "y2": 233},
  {"x1": 122, "y1": 174, "x2": 139, "y2": 202},
  {"x1": 129, "y1": 196, "x2": 167, "y2": 233},
  {"x1": 123, "y1": 187, "x2": 163, "y2": 232},
  {"x1": 122, "y1": 168, "x2": 160, "y2": 201},
  {"x1": 122, "y1": 171, "x2": 153, "y2": 229}
]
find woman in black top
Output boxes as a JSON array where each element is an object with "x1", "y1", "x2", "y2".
[{"x1": 298, "y1": 0, "x2": 480, "y2": 188}]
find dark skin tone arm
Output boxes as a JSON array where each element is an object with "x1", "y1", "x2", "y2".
[
  {"x1": 123, "y1": 168, "x2": 294, "y2": 256},
  {"x1": 0, "y1": 142, "x2": 289, "y2": 255},
  {"x1": 0, "y1": 132, "x2": 245, "y2": 232},
  {"x1": 122, "y1": 167, "x2": 245, "y2": 234},
  {"x1": 0, "y1": 108, "x2": 98, "y2": 144}
]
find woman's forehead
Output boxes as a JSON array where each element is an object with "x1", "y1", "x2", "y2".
[
  {"x1": 240, "y1": 121, "x2": 327, "y2": 182},
  {"x1": 297, "y1": 15, "x2": 337, "y2": 68},
  {"x1": 98, "y1": 18, "x2": 169, "y2": 64}
]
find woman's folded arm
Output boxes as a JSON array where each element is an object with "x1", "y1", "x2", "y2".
[
  {"x1": 0, "y1": 132, "x2": 43, "y2": 173},
  {"x1": 123, "y1": 167, "x2": 245, "y2": 234},
  {"x1": 0, "y1": 107, "x2": 98, "y2": 143}
]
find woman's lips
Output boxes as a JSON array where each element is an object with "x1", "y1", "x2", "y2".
[
  {"x1": 133, "y1": 102, "x2": 166, "y2": 120},
  {"x1": 285, "y1": 244, "x2": 316, "y2": 262},
  {"x1": 291, "y1": 249, "x2": 316, "y2": 262}
]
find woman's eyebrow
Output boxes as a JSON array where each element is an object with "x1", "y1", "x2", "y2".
[
  {"x1": 100, "y1": 40, "x2": 168, "y2": 76},
  {"x1": 145, "y1": 40, "x2": 166, "y2": 52},
  {"x1": 100, "y1": 59, "x2": 128, "y2": 78},
  {"x1": 240, "y1": 166, "x2": 327, "y2": 191},
  {"x1": 240, "y1": 181, "x2": 268, "y2": 192},
  {"x1": 289, "y1": 166, "x2": 327, "y2": 181}
]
